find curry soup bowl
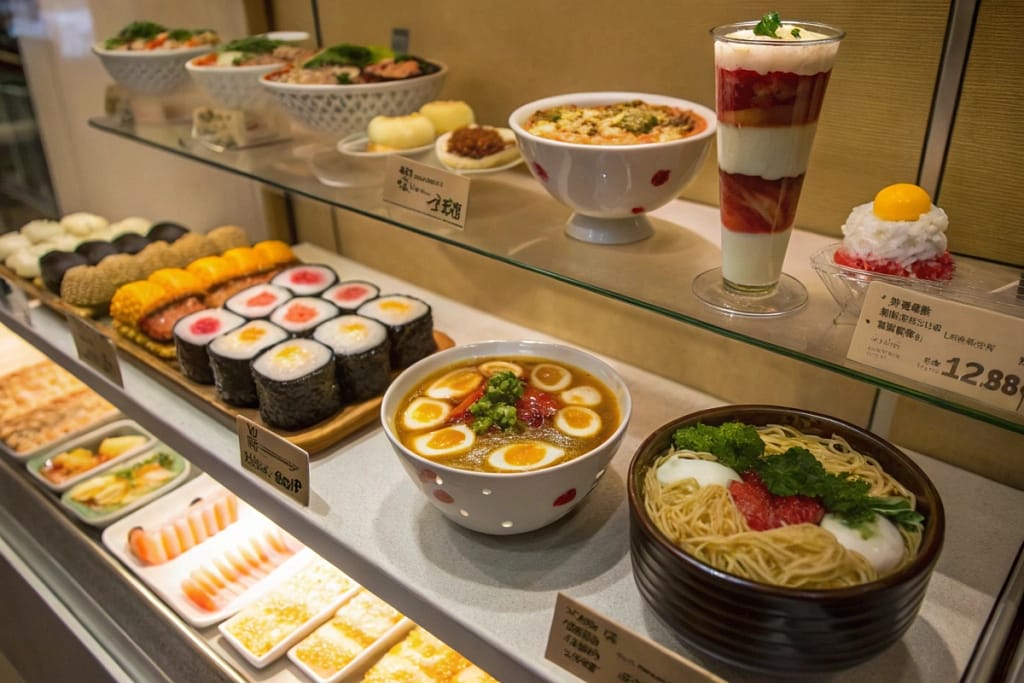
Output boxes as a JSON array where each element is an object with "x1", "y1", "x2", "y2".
[
  {"x1": 627, "y1": 405, "x2": 944, "y2": 674},
  {"x1": 381, "y1": 340, "x2": 632, "y2": 535},
  {"x1": 508, "y1": 91, "x2": 715, "y2": 244}
]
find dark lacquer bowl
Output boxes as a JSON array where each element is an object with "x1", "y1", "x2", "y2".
[{"x1": 627, "y1": 405, "x2": 945, "y2": 675}]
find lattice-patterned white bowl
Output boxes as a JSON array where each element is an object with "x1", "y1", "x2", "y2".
[
  {"x1": 93, "y1": 45, "x2": 213, "y2": 95},
  {"x1": 185, "y1": 58, "x2": 281, "y2": 110},
  {"x1": 259, "y1": 63, "x2": 447, "y2": 136}
]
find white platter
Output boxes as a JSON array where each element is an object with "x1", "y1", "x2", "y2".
[
  {"x1": 102, "y1": 473, "x2": 308, "y2": 628},
  {"x1": 287, "y1": 610, "x2": 413, "y2": 683},
  {"x1": 336, "y1": 133, "x2": 434, "y2": 159}
]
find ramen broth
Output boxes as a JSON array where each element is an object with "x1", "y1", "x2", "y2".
[{"x1": 394, "y1": 356, "x2": 620, "y2": 473}]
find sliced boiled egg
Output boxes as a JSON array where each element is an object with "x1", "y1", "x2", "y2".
[
  {"x1": 478, "y1": 360, "x2": 523, "y2": 378},
  {"x1": 560, "y1": 385, "x2": 602, "y2": 407},
  {"x1": 401, "y1": 397, "x2": 452, "y2": 431},
  {"x1": 530, "y1": 363, "x2": 572, "y2": 392},
  {"x1": 655, "y1": 455, "x2": 740, "y2": 489},
  {"x1": 820, "y1": 513, "x2": 905, "y2": 574},
  {"x1": 409, "y1": 424, "x2": 475, "y2": 459},
  {"x1": 554, "y1": 406, "x2": 602, "y2": 438},
  {"x1": 425, "y1": 368, "x2": 484, "y2": 400},
  {"x1": 487, "y1": 441, "x2": 565, "y2": 472}
]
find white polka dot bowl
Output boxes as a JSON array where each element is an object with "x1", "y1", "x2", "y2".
[
  {"x1": 92, "y1": 45, "x2": 213, "y2": 95},
  {"x1": 381, "y1": 340, "x2": 632, "y2": 535},
  {"x1": 509, "y1": 92, "x2": 716, "y2": 244},
  {"x1": 258, "y1": 62, "x2": 447, "y2": 136}
]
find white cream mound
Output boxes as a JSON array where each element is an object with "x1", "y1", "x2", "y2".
[
  {"x1": 715, "y1": 24, "x2": 840, "y2": 76},
  {"x1": 717, "y1": 123, "x2": 817, "y2": 178},
  {"x1": 435, "y1": 126, "x2": 520, "y2": 170},
  {"x1": 841, "y1": 202, "x2": 949, "y2": 267}
]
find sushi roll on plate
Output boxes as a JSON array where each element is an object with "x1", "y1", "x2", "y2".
[
  {"x1": 208, "y1": 320, "x2": 288, "y2": 406},
  {"x1": 357, "y1": 295, "x2": 435, "y2": 369},
  {"x1": 271, "y1": 264, "x2": 338, "y2": 297},
  {"x1": 252, "y1": 338, "x2": 342, "y2": 431},
  {"x1": 321, "y1": 280, "x2": 380, "y2": 314},
  {"x1": 269, "y1": 297, "x2": 339, "y2": 337},
  {"x1": 313, "y1": 315, "x2": 391, "y2": 403},
  {"x1": 173, "y1": 308, "x2": 246, "y2": 384},
  {"x1": 224, "y1": 283, "x2": 293, "y2": 320}
]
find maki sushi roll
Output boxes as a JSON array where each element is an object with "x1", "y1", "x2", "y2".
[
  {"x1": 208, "y1": 320, "x2": 288, "y2": 406},
  {"x1": 271, "y1": 264, "x2": 338, "y2": 297},
  {"x1": 321, "y1": 280, "x2": 379, "y2": 313},
  {"x1": 313, "y1": 315, "x2": 391, "y2": 403},
  {"x1": 225, "y1": 283, "x2": 292, "y2": 320},
  {"x1": 39, "y1": 250, "x2": 88, "y2": 294},
  {"x1": 252, "y1": 338, "x2": 341, "y2": 430},
  {"x1": 357, "y1": 295, "x2": 435, "y2": 369},
  {"x1": 173, "y1": 308, "x2": 246, "y2": 384},
  {"x1": 269, "y1": 297, "x2": 339, "y2": 337}
]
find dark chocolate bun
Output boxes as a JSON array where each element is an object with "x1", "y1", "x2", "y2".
[
  {"x1": 75, "y1": 240, "x2": 120, "y2": 265},
  {"x1": 146, "y1": 222, "x2": 189, "y2": 244},
  {"x1": 112, "y1": 232, "x2": 151, "y2": 255},
  {"x1": 39, "y1": 250, "x2": 88, "y2": 293}
]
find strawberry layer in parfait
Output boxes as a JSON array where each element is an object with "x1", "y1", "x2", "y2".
[{"x1": 713, "y1": 15, "x2": 844, "y2": 292}]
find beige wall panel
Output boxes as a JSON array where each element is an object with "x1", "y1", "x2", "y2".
[
  {"x1": 938, "y1": 1, "x2": 1024, "y2": 266},
  {"x1": 310, "y1": 1, "x2": 945, "y2": 238}
]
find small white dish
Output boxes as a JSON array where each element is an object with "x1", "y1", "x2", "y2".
[
  {"x1": 434, "y1": 126, "x2": 523, "y2": 175},
  {"x1": 4, "y1": 409, "x2": 121, "y2": 462},
  {"x1": 288, "y1": 609, "x2": 413, "y2": 683},
  {"x1": 336, "y1": 133, "x2": 434, "y2": 159}
]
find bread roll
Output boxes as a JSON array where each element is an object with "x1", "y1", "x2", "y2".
[
  {"x1": 419, "y1": 100, "x2": 475, "y2": 135},
  {"x1": 435, "y1": 125, "x2": 520, "y2": 170},
  {"x1": 366, "y1": 113, "x2": 436, "y2": 151}
]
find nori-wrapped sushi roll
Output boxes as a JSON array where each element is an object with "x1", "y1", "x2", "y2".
[
  {"x1": 224, "y1": 283, "x2": 292, "y2": 320},
  {"x1": 39, "y1": 250, "x2": 88, "y2": 294},
  {"x1": 313, "y1": 315, "x2": 391, "y2": 403},
  {"x1": 112, "y1": 232, "x2": 151, "y2": 255},
  {"x1": 270, "y1": 263, "x2": 338, "y2": 297},
  {"x1": 357, "y1": 294, "x2": 435, "y2": 369},
  {"x1": 252, "y1": 338, "x2": 341, "y2": 430},
  {"x1": 173, "y1": 308, "x2": 245, "y2": 384},
  {"x1": 147, "y1": 222, "x2": 189, "y2": 244},
  {"x1": 75, "y1": 239, "x2": 120, "y2": 265},
  {"x1": 269, "y1": 297, "x2": 339, "y2": 337},
  {"x1": 321, "y1": 280, "x2": 379, "y2": 314},
  {"x1": 208, "y1": 320, "x2": 287, "y2": 406}
]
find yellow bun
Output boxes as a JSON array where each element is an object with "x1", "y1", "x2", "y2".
[
  {"x1": 366, "y1": 113, "x2": 436, "y2": 151},
  {"x1": 419, "y1": 100, "x2": 475, "y2": 135}
]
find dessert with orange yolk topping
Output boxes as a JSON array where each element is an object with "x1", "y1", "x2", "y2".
[{"x1": 834, "y1": 183, "x2": 954, "y2": 280}]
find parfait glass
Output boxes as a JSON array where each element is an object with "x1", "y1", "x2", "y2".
[{"x1": 693, "y1": 19, "x2": 845, "y2": 317}]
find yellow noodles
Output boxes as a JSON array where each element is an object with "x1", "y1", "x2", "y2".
[{"x1": 642, "y1": 425, "x2": 921, "y2": 589}]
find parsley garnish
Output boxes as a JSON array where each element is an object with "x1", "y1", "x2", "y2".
[
  {"x1": 753, "y1": 11, "x2": 783, "y2": 38},
  {"x1": 468, "y1": 371, "x2": 524, "y2": 434},
  {"x1": 791, "y1": 27, "x2": 802, "y2": 38}
]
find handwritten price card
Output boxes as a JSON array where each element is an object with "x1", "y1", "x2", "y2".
[
  {"x1": 545, "y1": 594, "x2": 724, "y2": 683},
  {"x1": 382, "y1": 156, "x2": 471, "y2": 229},
  {"x1": 67, "y1": 315, "x2": 123, "y2": 387},
  {"x1": 848, "y1": 281, "x2": 1024, "y2": 416},
  {"x1": 236, "y1": 415, "x2": 310, "y2": 506}
]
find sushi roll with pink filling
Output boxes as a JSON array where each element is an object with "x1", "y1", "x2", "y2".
[
  {"x1": 224, "y1": 283, "x2": 292, "y2": 320},
  {"x1": 252, "y1": 338, "x2": 341, "y2": 430},
  {"x1": 321, "y1": 280, "x2": 379, "y2": 313},
  {"x1": 269, "y1": 296, "x2": 339, "y2": 337},
  {"x1": 313, "y1": 314, "x2": 391, "y2": 402},
  {"x1": 174, "y1": 308, "x2": 246, "y2": 384},
  {"x1": 270, "y1": 263, "x2": 338, "y2": 297}
]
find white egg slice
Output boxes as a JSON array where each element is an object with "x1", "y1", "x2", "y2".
[
  {"x1": 530, "y1": 363, "x2": 572, "y2": 392},
  {"x1": 478, "y1": 360, "x2": 524, "y2": 378},
  {"x1": 820, "y1": 513, "x2": 906, "y2": 574},
  {"x1": 487, "y1": 441, "x2": 566, "y2": 472},
  {"x1": 554, "y1": 406, "x2": 602, "y2": 438},
  {"x1": 425, "y1": 368, "x2": 485, "y2": 400},
  {"x1": 409, "y1": 424, "x2": 475, "y2": 459},
  {"x1": 560, "y1": 385, "x2": 602, "y2": 407},
  {"x1": 655, "y1": 455, "x2": 741, "y2": 488},
  {"x1": 401, "y1": 397, "x2": 452, "y2": 431}
]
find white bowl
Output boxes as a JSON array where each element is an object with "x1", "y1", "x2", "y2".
[
  {"x1": 508, "y1": 91, "x2": 716, "y2": 244},
  {"x1": 259, "y1": 64, "x2": 447, "y2": 136},
  {"x1": 380, "y1": 340, "x2": 632, "y2": 535},
  {"x1": 185, "y1": 57, "x2": 282, "y2": 109},
  {"x1": 93, "y1": 44, "x2": 213, "y2": 95}
]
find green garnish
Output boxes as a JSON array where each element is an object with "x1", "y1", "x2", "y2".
[
  {"x1": 753, "y1": 11, "x2": 783, "y2": 38},
  {"x1": 468, "y1": 371, "x2": 524, "y2": 434},
  {"x1": 220, "y1": 36, "x2": 283, "y2": 54},
  {"x1": 791, "y1": 27, "x2": 802, "y2": 38},
  {"x1": 167, "y1": 28, "x2": 195, "y2": 42},
  {"x1": 104, "y1": 20, "x2": 165, "y2": 48},
  {"x1": 303, "y1": 43, "x2": 393, "y2": 69},
  {"x1": 616, "y1": 108, "x2": 659, "y2": 135},
  {"x1": 671, "y1": 423, "x2": 924, "y2": 532},
  {"x1": 336, "y1": 72, "x2": 353, "y2": 85}
]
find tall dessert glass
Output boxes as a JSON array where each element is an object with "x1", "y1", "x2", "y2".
[{"x1": 693, "y1": 17, "x2": 844, "y2": 316}]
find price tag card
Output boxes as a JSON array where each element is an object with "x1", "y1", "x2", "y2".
[
  {"x1": 848, "y1": 281, "x2": 1024, "y2": 415},
  {"x1": 236, "y1": 415, "x2": 310, "y2": 506},
  {"x1": 545, "y1": 594, "x2": 724, "y2": 683},
  {"x1": 0, "y1": 276, "x2": 32, "y2": 327},
  {"x1": 382, "y1": 156, "x2": 471, "y2": 229},
  {"x1": 67, "y1": 316, "x2": 123, "y2": 387}
]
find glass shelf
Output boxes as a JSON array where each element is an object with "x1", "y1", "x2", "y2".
[{"x1": 88, "y1": 116, "x2": 1024, "y2": 434}]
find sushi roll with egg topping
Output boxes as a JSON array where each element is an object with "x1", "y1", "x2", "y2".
[
  {"x1": 271, "y1": 263, "x2": 338, "y2": 297},
  {"x1": 269, "y1": 296, "x2": 339, "y2": 337},
  {"x1": 313, "y1": 314, "x2": 391, "y2": 402},
  {"x1": 357, "y1": 294, "x2": 435, "y2": 369},
  {"x1": 208, "y1": 320, "x2": 288, "y2": 406},
  {"x1": 252, "y1": 338, "x2": 341, "y2": 430},
  {"x1": 173, "y1": 308, "x2": 246, "y2": 384},
  {"x1": 321, "y1": 280, "x2": 379, "y2": 313}
]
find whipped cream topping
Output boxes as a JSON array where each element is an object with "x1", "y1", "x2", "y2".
[
  {"x1": 840, "y1": 201, "x2": 949, "y2": 266},
  {"x1": 715, "y1": 25, "x2": 841, "y2": 75}
]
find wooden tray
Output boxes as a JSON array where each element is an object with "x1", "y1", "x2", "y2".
[{"x1": 0, "y1": 265, "x2": 454, "y2": 453}]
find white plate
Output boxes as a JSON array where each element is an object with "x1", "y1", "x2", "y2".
[
  {"x1": 434, "y1": 126, "x2": 523, "y2": 175},
  {"x1": 219, "y1": 555, "x2": 361, "y2": 669},
  {"x1": 336, "y1": 133, "x2": 434, "y2": 159},
  {"x1": 102, "y1": 474, "x2": 308, "y2": 628},
  {"x1": 4, "y1": 410, "x2": 122, "y2": 462},
  {"x1": 288, "y1": 613, "x2": 414, "y2": 683},
  {"x1": 25, "y1": 419, "x2": 155, "y2": 493}
]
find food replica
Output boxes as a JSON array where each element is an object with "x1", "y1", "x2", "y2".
[{"x1": 101, "y1": 21, "x2": 219, "y2": 51}]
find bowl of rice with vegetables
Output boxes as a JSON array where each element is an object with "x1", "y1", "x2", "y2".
[{"x1": 92, "y1": 21, "x2": 219, "y2": 95}]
